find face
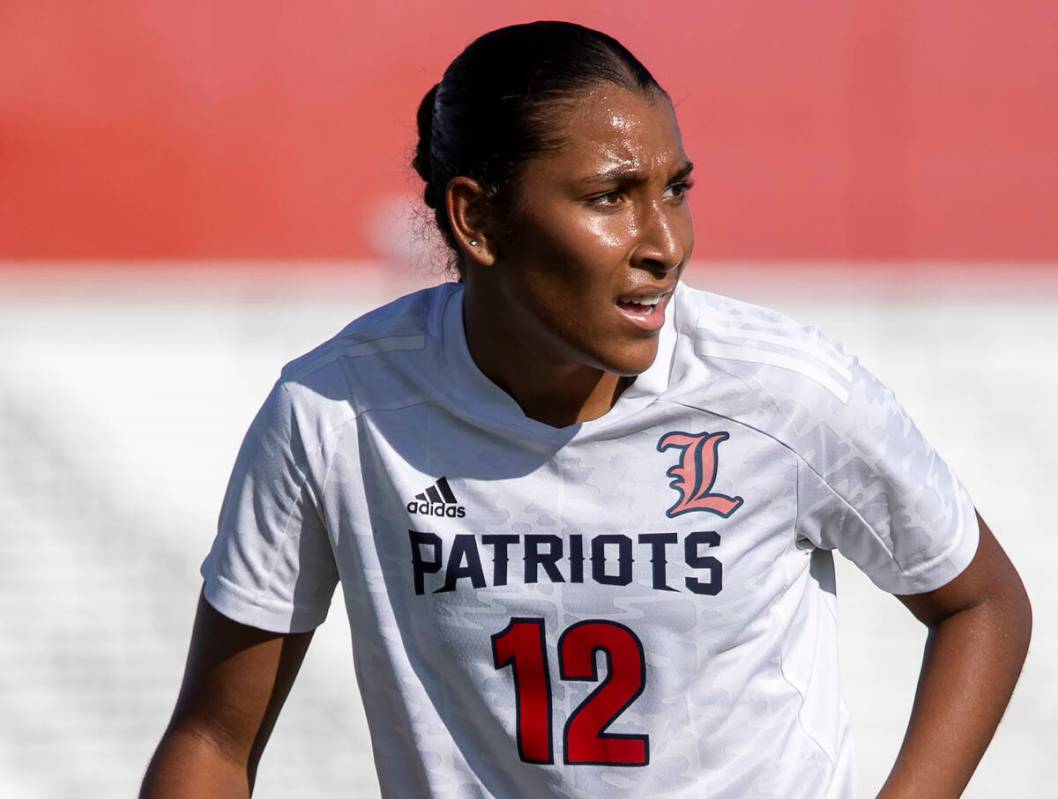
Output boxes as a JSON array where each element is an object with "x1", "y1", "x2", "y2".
[{"x1": 485, "y1": 85, "x2": 694, "y2": 376}]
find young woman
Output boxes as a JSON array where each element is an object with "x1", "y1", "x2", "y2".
[{"x1": 142, "y1": 21, "x2": 1031, "y2": 798}]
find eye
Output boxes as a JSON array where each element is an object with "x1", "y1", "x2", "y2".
[
  {"x1": 588, "y1": 189, "x2": 623, "y2": 207},
  {"x1": 664, "y1": 179, "x2": 695, "y2": 201}
]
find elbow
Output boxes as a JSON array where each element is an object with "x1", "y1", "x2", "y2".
[
  {"x1": 983, "y1": 572, "x2": 1033, "y2": 665},
  {"x1": 1011, "y1": 580, "x2": 1033, "y2": 656}
]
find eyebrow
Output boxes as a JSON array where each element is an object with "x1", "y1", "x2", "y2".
[{"x1": 575, "y1": 160, "x2": 695, "y2": 187}]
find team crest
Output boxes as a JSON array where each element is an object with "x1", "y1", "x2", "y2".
[{"x1": 657, "y1": 431, "x2": 744, "y2": 518}]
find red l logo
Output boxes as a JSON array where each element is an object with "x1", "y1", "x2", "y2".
[{"x1": 657, "y1": 431, "x2": 744, "y2": 518}]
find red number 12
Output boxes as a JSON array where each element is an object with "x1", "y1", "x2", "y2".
[{"x1": 491, "y1": 618, "x2": 649, "y2": 766}]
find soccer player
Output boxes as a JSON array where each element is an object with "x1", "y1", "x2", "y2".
[{"x1": 141, "y1": 21, "x2": 1031, "y2": 798}]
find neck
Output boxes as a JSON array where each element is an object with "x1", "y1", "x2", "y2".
[{"x1": 462, "y1": 283, "x2": 630, "y2": 428}]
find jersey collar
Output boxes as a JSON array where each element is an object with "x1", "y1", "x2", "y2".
[{"x1": 439, "y1": 282, "x2": 679, "y2": 443}]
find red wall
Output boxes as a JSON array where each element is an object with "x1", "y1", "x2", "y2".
[{"x1": 2, "y1": 0, "x2": 1056, "y2": 263}]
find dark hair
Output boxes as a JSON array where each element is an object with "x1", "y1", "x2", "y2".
[{"x1": 411, "y1": 21, "x2": 668, "y2": 273}]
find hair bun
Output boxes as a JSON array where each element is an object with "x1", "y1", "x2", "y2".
[{"x1": 413, "y1": 84, "x2": 441, "y2": 206}]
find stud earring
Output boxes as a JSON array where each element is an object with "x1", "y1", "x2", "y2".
[{"x1": 469, "y1": 239, "x2": 479, "y2": 246}]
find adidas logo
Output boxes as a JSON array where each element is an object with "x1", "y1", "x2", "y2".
[{"x1": 406, "y1": 476, "x2": 467, "y2": 518}]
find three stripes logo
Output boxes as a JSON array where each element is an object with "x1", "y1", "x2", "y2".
[{"x1": 406, "y1": 476, "x2": 467, "y2": 518}]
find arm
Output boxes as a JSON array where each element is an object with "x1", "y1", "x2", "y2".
[
  {"x1": 140, "y1": 590, "x2": 314, "y2": 798},
  {"x1": 878, "y1": 512, "x2": 1031, "y2": 798}
]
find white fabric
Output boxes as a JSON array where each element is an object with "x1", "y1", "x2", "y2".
[{"x1": 201, "y1": 281, "x2": 978, "y2": 798}]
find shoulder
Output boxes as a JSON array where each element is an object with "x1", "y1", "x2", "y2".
[
  {"x1": 268, "y1": 282, "x2": 460, "y2": 437},
  {"x1": 672, "y1": 283, "x2": 855, "y2": 405},
  {"x1": 666, "y1": 283, "x2": 894, "y2": 460},
  {"x1": 280, "y1": 283, "x2": 456, "y2": 384}
]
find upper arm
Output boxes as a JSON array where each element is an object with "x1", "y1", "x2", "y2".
[{"x1": 166, "y1": 590, "x2": 314, "y2": 779}]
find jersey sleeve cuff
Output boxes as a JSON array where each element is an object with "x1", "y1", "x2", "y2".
[
  {"x1": 201, "y1": 571, "x2": 332, "y2": 633},
  {"x1": 879, "y1": 507, "x2": 980, "y2": 596}
]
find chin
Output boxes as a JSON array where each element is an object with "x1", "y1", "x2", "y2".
[{"x1": 595, "y1": 337, "x2": 659, "y2": 377}]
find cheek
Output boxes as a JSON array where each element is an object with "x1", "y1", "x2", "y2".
[
  {"x1": 678, "y1": 206, "x2": 695, "y2": 252},
  {"x1": 516, "y1": 212, "x2": 629, "y2": 287},
  {"x1": 494, "y1": 204, "x2": 639, "y2": 354},
  {"x1": 520, "y1": 229, "x2": 623, "y2": 327},
  {"x1": 578, "y1": 213, "x2": 633, "y2": 253},
  {"x1": 498, "y1": 235, "x2": 620, "y2": 352}
]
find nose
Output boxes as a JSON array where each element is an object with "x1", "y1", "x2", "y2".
[{"x1": 631, "y1": 201, "x2": 687, "y2": 275}]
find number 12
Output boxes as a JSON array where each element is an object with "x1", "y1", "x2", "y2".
[{"x1": 491, "y1": 618, "x2": 649, "y2": 766}]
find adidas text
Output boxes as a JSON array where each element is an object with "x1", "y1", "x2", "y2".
[{"x1": 407, "y1": 500, "x2": 467, "y2": 518}]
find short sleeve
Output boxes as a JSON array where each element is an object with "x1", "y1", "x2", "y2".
[
  {"x1": 794, "y1": 346, "x2": 979, "y2": 595},
  {"x1": 200, "y1": 381, "x2": 339, "y2": 632}
]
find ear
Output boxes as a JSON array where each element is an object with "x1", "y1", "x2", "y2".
[{"x1": 446, "y1": 176, "x2": 496, "y2": 267}]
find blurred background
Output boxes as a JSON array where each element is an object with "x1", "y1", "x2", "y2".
[{"x1": 1, "y1": 1, "x2": 1054, "y2": 796}]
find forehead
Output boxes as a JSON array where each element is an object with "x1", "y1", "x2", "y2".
[{"x1": 533, "y1": 85, "x2": 686, "y2": 178}]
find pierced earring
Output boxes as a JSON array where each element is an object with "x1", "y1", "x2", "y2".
[{"x1": 469, "y1": 239, "x2": 479, "y2": 246}]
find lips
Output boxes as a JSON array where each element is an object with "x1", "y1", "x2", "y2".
[{"x1": 615, "y1": 288, "x2": 673, "y2": 333}]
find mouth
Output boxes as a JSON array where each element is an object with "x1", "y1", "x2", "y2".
[{"x1": 615, "y1": 288, "x2": 673, "y2": 333}]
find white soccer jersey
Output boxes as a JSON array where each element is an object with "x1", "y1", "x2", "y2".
[{"x1": 201, "y1": 281, "x2": 978, "y2": 798}]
